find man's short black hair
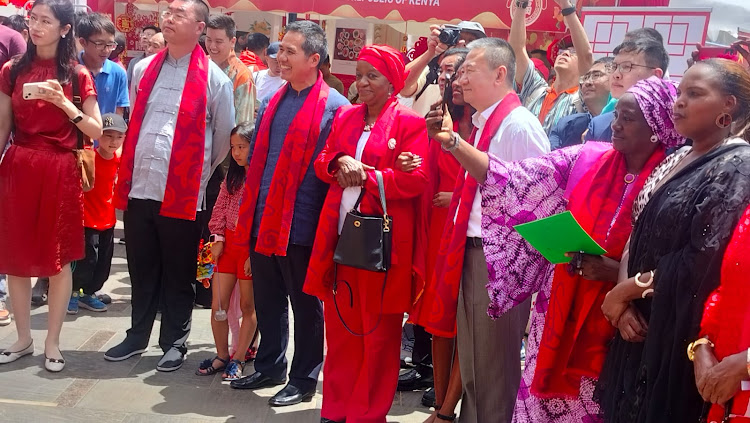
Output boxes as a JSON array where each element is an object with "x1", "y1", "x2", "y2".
[
  {"x1": 246, "y1": 32, "x2": 270, "y2": 53},
  {"x1": 76, "y1": 12, "x2": 116, "y2": 39},
  {"x1": 183, "y1": 0, "x2": 209, "y2": 24},
  {"x1": 613, "y1": 39, "x2": 670, "y2": 73},
  {"x1": 3, "y1": 15, "x2": 27, "y2": 33},
  {"x1": 625, "y1": 27, "x2": 664, "y2": 45},
  {"x1": 206, "y1": 14, "x2": 236, "y2": 39},
  {"x1": 142, "y1": 25, "x2": 160, "y2": 34},
  {"x1": 285, "y1": 20, "x2": 327, "y2": 66}
]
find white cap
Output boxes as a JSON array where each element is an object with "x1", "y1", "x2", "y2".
[{"x1": 456, "y1": 21, "x2": 486, "y2": 38}]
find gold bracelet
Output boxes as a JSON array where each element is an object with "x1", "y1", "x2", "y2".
[{"x1": 687, "y1": 337, "x2": 714, "y2": 362}]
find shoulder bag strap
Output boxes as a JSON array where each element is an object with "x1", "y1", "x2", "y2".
[{"x1": 71, "y1": 65, "x2": 84, "y2": 150}]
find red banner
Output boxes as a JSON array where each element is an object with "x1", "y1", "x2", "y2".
[{"x1": 247, "y1": 0, "x2": 568, "y2": 31}]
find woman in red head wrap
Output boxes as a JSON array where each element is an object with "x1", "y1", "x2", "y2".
[{"x1": 304, "y1": 44, "x2": 430, "y2": 422}]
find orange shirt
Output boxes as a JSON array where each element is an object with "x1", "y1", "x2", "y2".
[
  {"x1": 538, "y1": 84, "x2": 579, "y2": 125},
  {"x1": 83, "y1": 150, "x2": 120, "y2": 230}
]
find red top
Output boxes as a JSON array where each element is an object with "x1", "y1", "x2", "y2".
[
  {"x1": 0, "y1": 58, "x2": 96, "y2": 277},
  {"x1": 84, "y1": 150, "x2": 120, "y2": 230},
  {"x1": 700, "y1": 204, "x2": 750, "y2": 421},
  {"x1": 239, "y1": 50, "x2": 267, "y2": 72},
  {"x1": 304, "y1": 99, "x2": 430, "y2": 314},
  {"x1": 208, "y1": 180, "x2": 243, "y2": 236}
]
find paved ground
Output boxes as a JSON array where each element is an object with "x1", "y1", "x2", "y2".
[{"x1": 0, "y1": 219, "x2": 432, "y2": 423}]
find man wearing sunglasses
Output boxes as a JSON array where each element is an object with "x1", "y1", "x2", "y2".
[
  {"x1": 77, "y1": 13, "x2": 129, "y2": 117},
  {"x1": 585, "y1": 37, "x2": 669, "y2": 143}
]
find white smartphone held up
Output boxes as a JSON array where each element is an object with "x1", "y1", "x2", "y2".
[{"x1": 22, "y1": 82, "x2": 51, "y2": 100}]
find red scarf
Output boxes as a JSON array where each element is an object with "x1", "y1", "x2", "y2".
[
  {"x1": 114, "y1": 45, "x2": 208, "y2": 221},
  {"x1": 426, "y1": 92, "x2": 521, "y2": 337},
  {"x1": 531, "y1": 145, "x2": 666, "y2": 398},
  {"x1": 234, "y1": 73, "x2": 330, "y2": 256}
]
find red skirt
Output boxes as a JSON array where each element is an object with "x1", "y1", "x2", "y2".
[{"x1": 0, "y1": 143, "x2": 84, "y2": 277}]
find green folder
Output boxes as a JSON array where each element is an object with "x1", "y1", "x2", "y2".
[{"x1": 513, "y1": 211, "x2": 607, "y2": 264}]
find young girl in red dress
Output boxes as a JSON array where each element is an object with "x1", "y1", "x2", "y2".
[
  {"x1": 196, "y1": 123, "x2": 259, "y2": 381},
  {"x1": 0, "y1": 0, "x2": 102, "y2": 372}
]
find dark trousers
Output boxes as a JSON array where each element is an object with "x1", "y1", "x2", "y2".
[
  {"x1": 124, "y1": 199, "x2": 201, "y2": 353},
  {"x1": 412, "y1": 324, "x2": 433, "y2": 376},
  {"x1": 250, "y1": 239, "x2": 324, "y2": 391},
  {"x1": 72, "y1": 227, "x2": 115, "y2": 295}
]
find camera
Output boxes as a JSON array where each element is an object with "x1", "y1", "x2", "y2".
[{"x1": 439, "y1": 25, "x2": 461, "y2": 47}]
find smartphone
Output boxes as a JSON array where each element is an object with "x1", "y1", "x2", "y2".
[{"x1": 22, "y1": 82, "x2": 50, "y2": 100}]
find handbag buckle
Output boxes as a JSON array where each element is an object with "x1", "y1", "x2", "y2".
[{"x1": 383, "y1": 216, "x2": 391, "y2": 232}]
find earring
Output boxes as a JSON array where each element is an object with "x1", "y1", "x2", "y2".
[
  {"x1": 61, "y1": 34, "x2": 66, "y2": 38},
  {"x1": 716, "y1": 113, "x2": 732, "y2": 129},
  {"x1": 650, "y1": 134, "x2": 659, "y2": 143}
]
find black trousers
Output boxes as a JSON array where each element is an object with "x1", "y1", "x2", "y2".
[
  {"x1": 72, "y1": 227, "x2": 115, "y2": 295},
  {"x1": 124, "y1": 199, "x2": 201, "y2": 353},
  {"x1": 412, "y1": 324, "x2": 433, "y2": 375},
  {"x1": 250, "y1": 239, "x2": 324, "y2": 391}
]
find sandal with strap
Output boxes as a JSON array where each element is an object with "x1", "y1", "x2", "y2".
[
  {"x1": 195, "y1": 356, "x2": 228, "y2": 376},
  {"x1": 222, "y1": 359, "x2": 244, "y2": 381}
]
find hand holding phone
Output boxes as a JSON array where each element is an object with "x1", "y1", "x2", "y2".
[{"x1": 22, "y1": 81, "x2": 52, "y2": 100}]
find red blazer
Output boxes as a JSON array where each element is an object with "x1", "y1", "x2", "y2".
[{"x1": 304, "y1": 100, "x2": 430, "y2": 314}]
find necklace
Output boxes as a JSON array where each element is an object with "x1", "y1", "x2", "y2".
[
  {"x1": 624, "y1": 173, "x2": 637, "y2": 184},
  {"x1": 363, "y1": 116, "x2": 375, "y2": 132}
]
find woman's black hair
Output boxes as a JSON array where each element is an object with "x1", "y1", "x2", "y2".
[
  {"x1": 227, "y1": 123, "x2": 254, "y2": 195},
  {"x1": 445, "y1": 56, "x2": 475, "y2": 122},
  {"x1": 10, "y1": 0, "x2": 77, "y2": 88}
]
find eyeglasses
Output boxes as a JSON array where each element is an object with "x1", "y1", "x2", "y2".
[
  {"x1": 25, "y1": 15, "x2": 55, "y2": 29},
  {"x1": 579, "y1": 70, "x2": 608, "y2": 84},
  {"x1": 605, "y1": 61, "x2": 656, "y2": 74},
  {"x1": 87, "y1": 39, "x2": 118, "y2": 51},
  {"x1": 161, "y1": 9, "x2": 200, "y2": 23}
]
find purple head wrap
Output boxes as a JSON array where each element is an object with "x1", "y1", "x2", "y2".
[{"x1": 627, "y1": 76, "x2": 686, "y2": 149}]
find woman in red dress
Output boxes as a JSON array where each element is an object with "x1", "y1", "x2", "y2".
[
  {"x1": 693, "y1": 202, "x2": 750, "y2": 422},
  {"x1": 304, "y1": 45, "x2": 429, "y2": 422},
  {"x1": 0, "y1": 0, "x2": 102, "y2": 372}
]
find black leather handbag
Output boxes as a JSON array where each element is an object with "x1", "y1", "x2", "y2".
[
  {"x1": 332, "y1": 170, "x2": 392, "y2": 336},
  {"x1": 333, "y1": 170, "x2": 392, "y2": 272}
]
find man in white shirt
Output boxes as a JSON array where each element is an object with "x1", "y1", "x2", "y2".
[
  {"x1": 253, "y1": 41, "x2": 285, "y2": 103},
  {"x1": 431, "y1": 37, "x2": 549, "y2": 423}
]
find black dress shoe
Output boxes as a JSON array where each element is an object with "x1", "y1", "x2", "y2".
[
  {"x1": 230, "y1": 371, "x2": 285, "y2": 390},
  {"x1": 397, "y1": 368, "x2": 434, "y2": 391},
  {"x1": 321, "y1": 418, "x2": 344, "y2": 423},
  {"x1": 268, "y1": 383, "x2": 315, "y2": 407}
]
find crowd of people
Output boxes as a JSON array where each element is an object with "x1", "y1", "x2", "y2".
[{"x1": 1, "y1": 0, "x2": 750, "y2": 422}]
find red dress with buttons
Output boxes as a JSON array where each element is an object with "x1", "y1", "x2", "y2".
[{"x1": 0, "y1": 59, "x2": 97, "y2": 277}]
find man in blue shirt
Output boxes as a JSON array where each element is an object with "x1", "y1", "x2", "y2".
[
  {"x1": 77, "y1": 13, "x2": 129, "y2": 116},
  {"x1": 584, "y1": 37, "x2": 668, "y2": 143}
]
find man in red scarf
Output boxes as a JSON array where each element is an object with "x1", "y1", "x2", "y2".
[
  {"x1": 104, "y1": 0, "x2": 235, "y2": 372},
  {"x1": 229, "y1": 21, "x2": 349, "y2": 407},
  {"x1": 426, "y1": 38, "x2": 549, "y2": 422}
]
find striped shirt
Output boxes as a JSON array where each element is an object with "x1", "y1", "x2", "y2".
[{"x1": 519, "y1": 65, "x2": 582, "y2": 135}]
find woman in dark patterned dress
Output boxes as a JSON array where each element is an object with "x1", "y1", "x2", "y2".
[{"x1": 597, "y1": 59, "x2": 750, "y2": 423}]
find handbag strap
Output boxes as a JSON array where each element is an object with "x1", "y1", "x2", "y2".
[
  {"x1": 351, "y1": 170, "x2": 388, "y2": 217},
  {"x1": 71, "y1": 65, "x2": 84, "y2": 150}
]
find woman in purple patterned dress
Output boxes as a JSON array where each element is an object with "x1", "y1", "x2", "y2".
[{"x1": 426, "y1": 77, "x2": 682, "y2": 422}]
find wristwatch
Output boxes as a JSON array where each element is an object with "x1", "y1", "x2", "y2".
[
  {"x1": 209, "y1": 234, "x2": 225, "y2": 243},
  {"x1": 442, "y1": 131, "x2": 461, "y2": 152},
  {"x1": 562, "y1": 6, "x2": 577, "y2": 16},
  {"x1": 687, "y1": 337, "x2": 715, "y2": 362},
  {"x1": 70, "y1": 114, "x2": 83, "y2": 124}
]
